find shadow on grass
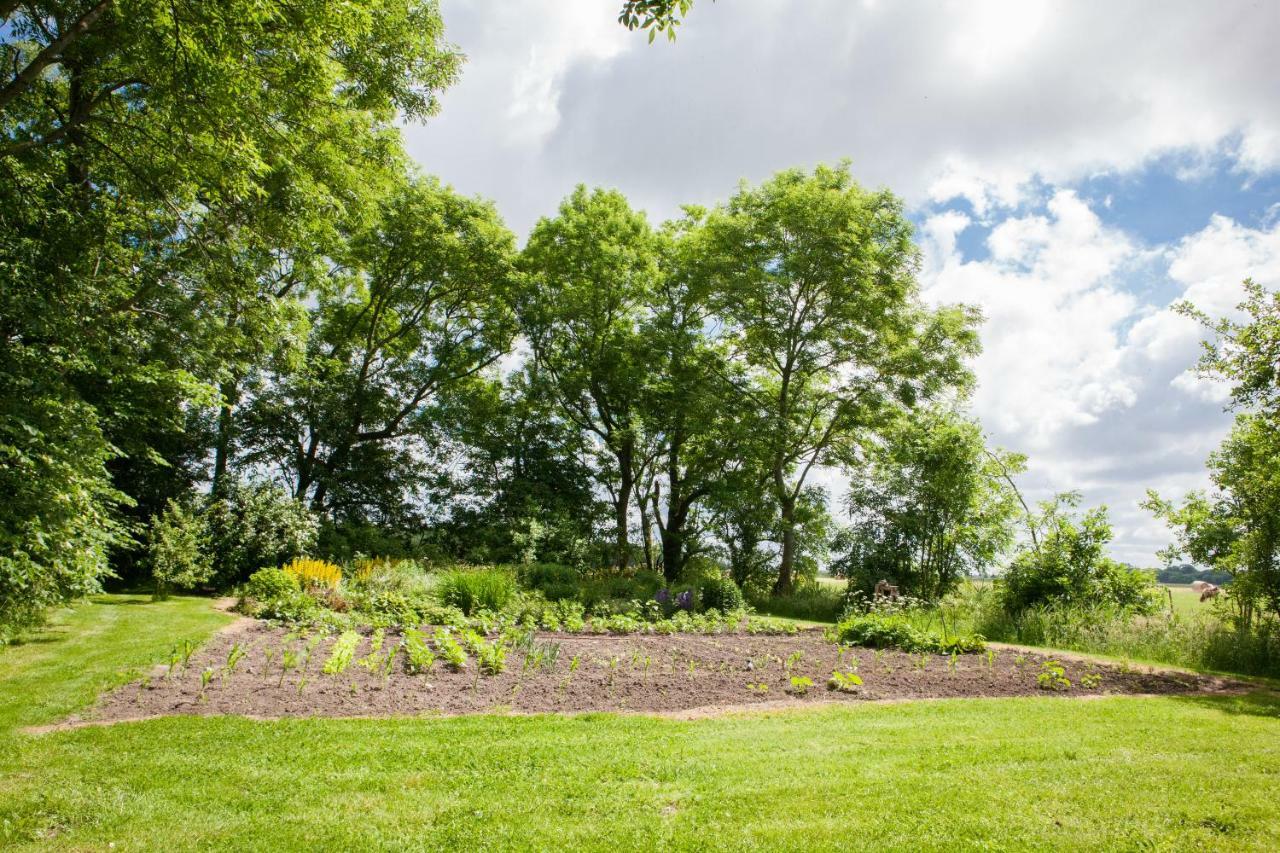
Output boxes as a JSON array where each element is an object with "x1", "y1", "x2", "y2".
[
  {"x1": 2, "y1": 633, "x2": 66, "y2": 648},
  {"x1": 92, "y1": 598, "x2": 155, "y2": 606},
  {"x1": 1171, "y1": 690, "x2": 1280, "y2": 720}
]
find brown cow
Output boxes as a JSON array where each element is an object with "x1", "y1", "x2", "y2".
[{"x1": 1190, "y1": 580, "x2": 1221, "y2": 602}]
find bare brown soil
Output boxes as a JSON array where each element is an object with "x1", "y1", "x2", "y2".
[{"x1": 76, "y1": 621, "x2": 1247, "y2": 726}]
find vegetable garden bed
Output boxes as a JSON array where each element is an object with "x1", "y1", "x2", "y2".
[{"x1": 73, "y1": 620, "x2": 1248, "y2": 724}]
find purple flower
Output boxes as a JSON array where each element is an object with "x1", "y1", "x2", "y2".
[
  {"x1": 655, "y1": 588, "x2": 671, "y2": 605},
  {"x1": 676, "y1": 590, "x2": 693, "y2": 611}
]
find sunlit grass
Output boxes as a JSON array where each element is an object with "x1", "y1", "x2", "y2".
[{"x1": 2, "y1": 595, "x2": 1279, "y2": 849}]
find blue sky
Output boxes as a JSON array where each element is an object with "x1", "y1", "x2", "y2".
[{"x1": 402, "y1": 0, "x2": 1280, "y2": 565}]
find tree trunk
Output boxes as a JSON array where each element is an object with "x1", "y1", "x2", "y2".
[
  {"x1": 774, "y1": 496, "x2": 797, "y2": 595},
  {"x1": 613, "y1": 438, "x2": 634, "y2": 570},
  {"x1": 660, "y1": 518, "x2": 684, "y2": 584},
  {"x1": 638, "y1": 491, "x2": 654, "y2": 573},
  {"x1": 211, "y1": 376, "x2": 240, "y2": 497}
]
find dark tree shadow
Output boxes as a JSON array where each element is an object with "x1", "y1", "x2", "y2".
[{"x1": 1171, "y1": 690, "x2": 1280, "y2": 720}]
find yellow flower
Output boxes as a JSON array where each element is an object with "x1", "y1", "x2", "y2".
[{"x1": 283, "y1": 557, "x2": 342, "y2": 591}]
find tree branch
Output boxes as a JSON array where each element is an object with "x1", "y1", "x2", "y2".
[{"x1": 0, "y1": 0, "x2": 113, "y2": 114}]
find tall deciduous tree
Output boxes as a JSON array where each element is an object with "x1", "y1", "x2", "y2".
[
  {"x1": 1146, "y1": 281, "x2": 1280, "y2": 625},
  {"x1": 835, "y1": 409, "x2": 1022, "y2": 601},
  {"x1": 705, "y1": 164, "x2": 979, "y2": 593},
  {"x1": 240, "y1": 177, "x2": 517, "y2": 521},
  {"x1": 640, "y1": 216, "x2": 741, "y2": 580},
  {"x1": 0, "y1": 1, "x2": 461, "y2": 632},
  {"x1": 519, "y1": 186, "x2": 659, "y2": 570}
]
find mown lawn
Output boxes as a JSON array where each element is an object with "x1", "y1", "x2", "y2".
[{"x1": 2, "y1": 596, "x2": 1279, "y2": 851}]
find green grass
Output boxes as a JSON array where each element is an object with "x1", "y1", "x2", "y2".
[
  {"x1": 1160, "y1": 584, "x2": 1211, "y2": 618},
  {"x1": 3, "y1": 595, "x2": 1280, "y2": 850}
]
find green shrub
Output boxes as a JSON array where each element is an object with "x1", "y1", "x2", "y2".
[
  {"x1": 146, "y1": 500, "x2": 214, "y2": 599},
  {"x1": 249, "y1": 589, "x2": 325, "y2": 624},
  {"x1": 998, "y1": 496, "x2": 1158, "y2": 615},
  {"x1": 349, "y1": 589, "x2": 463, "y2": 628},
  {"x1": 835, "y1": 612, "x2": 985, "y2": 653},
  {"x1": 697, "y1": 576, "x2": 745, "y2": 613},
  {"x1": 748, "y1": 584, "x2": 845, "y2": 623},
  {"x1": 579, "y1": 570, "x2": 664, "y2": 610},
  {"x1": 436, "y1": 568, "x2": 516, "y2": 615},
  {"x1": 243, "y1": 567, "x2": 299, "y2": 602},
  {"x1": 204, "y1": 480, "x2": 318, "y2": 586},
  {"x1": 519, "y1": 562, "x2": 581, "y2": 601}
]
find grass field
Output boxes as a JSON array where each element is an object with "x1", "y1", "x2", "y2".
[{"x1": 2, "y1": 595, "x2": 1279, "y2": 850}]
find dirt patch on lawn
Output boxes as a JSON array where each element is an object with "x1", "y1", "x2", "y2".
[{"x1": 63, "y1": 621, "x2": 1247, "y2": 727}]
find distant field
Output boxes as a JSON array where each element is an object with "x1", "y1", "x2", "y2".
[{"x1": 1159, "y1": 584, "x2": 1213, "y2": 618}]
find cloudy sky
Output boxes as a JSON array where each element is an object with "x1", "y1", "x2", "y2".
[{"x1": 403, "y1": 0, "x2": 1280, "y2": 566}]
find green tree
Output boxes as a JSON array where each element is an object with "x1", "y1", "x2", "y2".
[
  {"x1": 146, "y1": 500, "x2": 213, "y2": 600},
  {"x1": 519, "y1": 186, "x2": 660, "y2": 569},
  {"x1": 704, "y1": 164, "x2": 979, "y2": 593},
  {"x1": 1145, "y1": 282, "x2": 1280, "y2": 624},
  {"x1": 639, "y1": 215, "x2": 743, "y2": 580},
  {"x1": 1001, "y1": 494, "x2": 1156, "y2": 614},
  {"x1": 239, "y1": 176, "x2": 517, "y2": 522},
  {"x1": 435, "y1": 374, "x2": 604, "y2": 567},
  {"x1": 1, "y1": 0, "x2": 459, "y2": 628},
  {"x1": 835, "y1": 410, "x2": 1022, "y2": 601}
]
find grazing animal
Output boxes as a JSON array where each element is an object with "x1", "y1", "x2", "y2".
[
  {"x1": 1190, "y1": 580, "x2": 1221, "y2": 602},
  {"x1": 874, "y1": 580, "x2": 900, "y2": 601}
]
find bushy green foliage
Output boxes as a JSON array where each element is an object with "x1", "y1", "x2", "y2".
[
  {"x1": 249, "y1": 590, "x2": 327, "y2": 625},
  {"x1": 518, "y1": 563, "x2": 582, "y2": 601},
  {"x1": 697, "y1": 575, "x2": 745, "y2": 613},
  {"x1": 146, "y1": 501, "x2": 214, "y2": 599},
  {"x1": 835, "y1": 410, "x2": 1021, "y2": 601},
  {"x1": 436, "y1": 568, "x2": 516, "y2": 615},
  {"x1": 204, "y1": 482, "x2": 318, "y2": 587},
  {"x1": 999, "y1": 494, "x2": 1157, "y2": 615},
  {"x1": 243, "y1": 568, "x2": 300, "y2": 603},
  {"x1": 578, "y1": 570, "x2": 665, "y2": 612},
  {"x1": 748, "y1": 584, "x2": 845, "y2": 623},
  {"x1": 835, "y1": 612, "x2": 985, "y2": 653},
  {"x1": 349, "y1": 590, "x2": 462, "y2": 630},
  {"x1": 0, "y1": 392, "x2": 124, "y2": 641}
]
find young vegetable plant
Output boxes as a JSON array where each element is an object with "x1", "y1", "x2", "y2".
[
  {"x1": 381, "y1": 642, "x2": 401, "y2": 682},
  {"x1": 1080, "y1": 672, "x2": 1102, "y2": 690},
  {"x1": 404, "y1": 629, "x2": 436, "y2": 674},
  {"x1": 1036, "y1": 660, "x2": 1072, "y2": 691},
  {"x1": 279, "y1": 647, "x2": 301, "y2": 688},
  {"x1": 198, "y1": 667, "x2": 215, "y2": 703},
  {"x1": 827, "y1": 670, "x2": 863, "y2": 693},
  {"x1": 357, "y1": 629, "x2": 386, "y2": 671},
  {"x1": 301, "y1": 633, "x2": 325, "y2": 674},
  {"x1": 788, "y1": 675, "x2": 815, "y2": 696},
  {"x1": 560, "y1": 654, "x2": 581, "y2": 696},
  {"x1": 746, "y1": 682, "x2": 769, "y2": 695},
  {"x1": 477, "y1": 640, "x2": 506, "y2": 676},
  {"x1": 323, "y1": 631, "x2": 360, "y2": 676},
  {"x1": 225, "y1": 642, "x2": 247, "y2": 679},
  {"x1": 433, "y1": 628, "x2": 468, "y2": 672}
]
